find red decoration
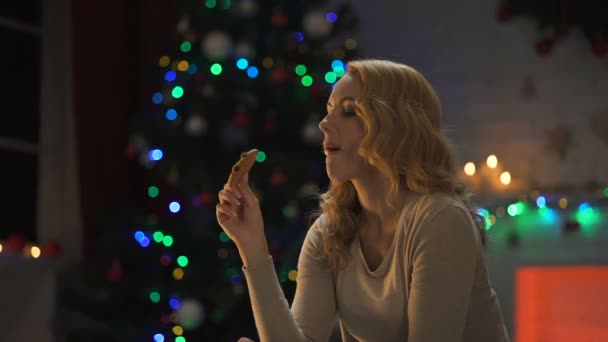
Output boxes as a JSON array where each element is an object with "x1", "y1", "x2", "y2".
[
  {"x1": 264, "y1": 118, "x2": 278, "y2": 134},
  {"x1": 107, "y1": 259, "x2": 124, "y2": 283},
  {"x1": 160, "y1": 315, "x2": 172, "y2": 325},
  {"x1": 160, "y1": 254, "x2": 172, "y2": 266},
  {"x1": 535, "y1": 38, "x2": 554, "y2": 56},
  {"x1": 232, "y1": 111, "x2": 249, "y2": 128},
  {"x1": 310, "y1": 82, "x2": 324, "y2": 96},
  {"x1": 6, "y1": 234, "x2": 26, "y2": 253},
  {"x1": 269, "y1": 169, "x2": 288, "y2": 186},
  {"x1": 271, "y1": 68, "x2": 289, "y2": 84},
  {"x1": 42, "y1": 240, "x2": 62, "y2": 257},
  {"x1": 496, "y1": 4, "x2": 512, "y2": 22},
  {"x1": 199, "y1": 191, "x2": 216, "y2": 206},
  {"x1": 592, "y1": 40, "x2": 607, "y2": 57},
  {"x1": 271, "y1": 8, "x2": 288, "y2": 28},
  {"x1": 124, "y1": 143, "x2": 138, "y2": 159}
]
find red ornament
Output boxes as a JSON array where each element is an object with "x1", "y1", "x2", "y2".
[
  {"x1": 107, "y1": 259, "x2": 124, "y2": 283},
  {"x1": 264, "y1": 118, "x2": 279, "y2": 134},
  {"x1": 270, "y1": 170, "x2": 288, "y2": 186},
  {"x1": 592, "y1": 40, "x2": 607, "y2": 57},
  {"x1": 42, "y1": 240, "x2": 62, "y2": 257},
  {"x1": 160, "y1": 254, "x2": 172, "y2": 266},
  {"x1": 199, "y1": 191, "x2": 216, "y2": 206},
  {"x1": 496, "y1": 4, "x2": 512, "y2": 23},
  {"x1": 271, "y1": 9, "x2": 288, "y2": 28},
  {"x1": 271, "y1": 69, "x2": 289, "y2": 84},
  {"x1": 535, "y1": 38, "x2": 554, "y2": 56},
  {"x1": 232, "y1": 111, "x2": 249, "y2": 128},
  {"x1": 310, "y1": 82, "x2": 324, "y2": 96},
  {"x1": 6, "y1": 234, "x2": 26, "y2": 253},
  {"x1": 124, "y1": 143, "x2": 138, "y2": 159},
  {"x1": 160, "y1": 315, "x2": 172, "y2": 325}
]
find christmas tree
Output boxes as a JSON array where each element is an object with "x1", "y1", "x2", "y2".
[{"x1": 60, "y1": 1, "x2": 358, "y2": 341}]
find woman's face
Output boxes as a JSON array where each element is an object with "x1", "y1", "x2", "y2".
[{"x1": 319, "y1": 74, "x2": 370, "y2": 183}]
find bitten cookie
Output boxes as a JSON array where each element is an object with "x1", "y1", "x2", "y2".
[{"x1": 227, "y1": 149, "x2": 258, "y2": 188}]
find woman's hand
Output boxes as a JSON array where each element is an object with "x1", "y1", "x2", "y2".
[
  {"x1": 216, "y1": 173, "x2": 268, "y2": 266},
  {"x1": 237, "y1": 338, "x2": 255, "y2": 342}
]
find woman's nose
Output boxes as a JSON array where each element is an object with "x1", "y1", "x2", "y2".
[{"x1": 318, "y1": 115, "x2": 332, "y2": 134}]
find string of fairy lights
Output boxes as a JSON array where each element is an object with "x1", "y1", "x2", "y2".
[
  {"x1": 463, "y1": 155, "x2": 608, "y2": 233},
  {"x1": 131, "y1": 5, "x2": 355, "y2": 341}
]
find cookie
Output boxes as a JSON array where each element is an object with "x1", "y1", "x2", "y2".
[{"x1": 227, "y1": 149, "x2": 259, "y2": 188}]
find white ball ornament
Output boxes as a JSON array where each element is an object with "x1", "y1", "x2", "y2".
[
  {"x1": 303, "y1": 10, "x2": 333, "y2": 38},
  {"x1": 185, "y1": 114, "x2": 208, "y2": 136},
  {"x1": 202, "y1": 31, "x2": 233, "y2": 60},
  {"x1": 177, "y1": 298, "x2": 205, "y2": 330}
]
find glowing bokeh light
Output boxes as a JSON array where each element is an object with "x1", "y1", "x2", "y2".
[
  {"x1": 464, "y1": 162, "x2": 476, "y2": 176},
  {"x1": 152, "y1": 92, "x2": 163, "y2": 104},
  {"x1": 180, "y1": 41, "x2": 192, "y2": 53},
  {"x1": 148, "y1": 186, "x2": 159, "y2": 198},
  {"x1": 236, "y1": 58, "x2": 248, "y2": 70},
  {"x1": 500, "y1": 171, "x2": 511, "y2": 185},
  {"x1": 247, "y1": 66, "x2": 259, "y2": 78},
  {"x1": 177, "y1": 256, "x2": 189, "y2": 267},
  {"x1": 172, "y1": 86, "x2": 184, "y2": 98},
  {"x1": 150, "y1": 291, "x2": 161, "y2": 303},
  {"x1": 487, "y1": 155, "x2": 498, "y2": 168},
  {"x1": 166, "y1": 109, "x2": 178, "y2": 121},
  {"x1": 326, "y1": 12, "x2": 338, "y2": 23},
  {"x1": 536, "y1": 196, "x2": 546, "y2": 208},
  {"x1": 210, "y1": 63, "x2": 223, "y2": 75},
  {"x1": 150, "y1": 149, "x2": 164, "y2": 161},
  {"x1": 165, "y1": 70, "x2": 177, "y2": 82},
  {"x1": 301, "y1": 75, "x2": 313, "y2": 87},
  {"x1": 295, "y1": 64, "x2": 307, "y2": 76},
  {"x1": 162, "y1": 235, "x2": 174, "y2": 247},
  {"x1": 256, "y1": 151, "x2": 267, "y2": 162},
  {"x1": 31, "y1": 246, "x2": 41, "y2": 258},
  {"x1": 169, "y1": 201, "x2": 181, "y2": 213}
]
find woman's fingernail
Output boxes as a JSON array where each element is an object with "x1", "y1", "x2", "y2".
[
  {"x1": 236, "y1": 191, "x2": 242, "y2": 198},
  {"x1": 235, "y1": 200, "x2": 241, "y2": 206}
]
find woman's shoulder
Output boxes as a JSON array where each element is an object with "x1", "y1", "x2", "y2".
[
  {"x1": 406, "y1": 191, "x2": 466, "y2": 221},
  {"x1": 404, "y1": 192, "x2": 480, "y2": 245},
  {"x1": 303, "y1": 214, "x2": 328, "y2": 245}
]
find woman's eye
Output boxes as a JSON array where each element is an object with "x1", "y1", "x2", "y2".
[{"x1": 343, "y1": 109, "x2": 356, "y2": 117}]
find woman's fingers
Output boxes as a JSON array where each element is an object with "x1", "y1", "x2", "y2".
[
  {"x1": 218, "y1": 189, "x2": 241, "y2": 207},
  {"x1": 237, "y1": 338, "x2": 255, "y2": 342},
  {"x1": 216, "y1": 202, "x2": 237, "y2": 218},
  {"x1": 223, "y1": 183, "x2": 242, "y2": 199}
]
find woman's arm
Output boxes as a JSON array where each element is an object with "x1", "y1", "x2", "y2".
[
  {"x1": 242, "y1": 218, "x2": 337, "y2": 342},
  {"x1": 407, "y1": 205, "x2": 479, "y2": 342}
]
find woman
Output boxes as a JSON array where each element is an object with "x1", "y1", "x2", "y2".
[{"x1": 216, "y1": 59, "x2": 510, "y2": 342}]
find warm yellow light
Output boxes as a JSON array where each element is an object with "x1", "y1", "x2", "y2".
[
  {"x1": 489, "y1": 214, "x2": 496, "y2": 225},
  {"x1": 464, "y1": 162, "x2": 476, "y2": 176},
  {"x1": 262, "y1": 57, "x2": 274, "y2": 68},
  {"x1": 487, "y1": 155, "x2": 498, "y2": 168},
  {"x1": 31, "y1": 246, "x2": 41, "y2": 258},
  {"x1": 177, "y1": 60, "x2": 189, "y2": 72},
  {"x1": 500, "y1": 171, "x2": 511, "y2": 185},
  {"x1": 345, "y1": 38, "x2": 357, "y2": 50},
  {"x1": 159, "y1": 56, "x2": 171, "y2": 67},
  {"x1": 172, "y1": 267, "x2": 184, "y2": 280},
  {"x1": 559, "y1": 198, "x2": 568, "y2": 208},
  {"x1": 288, "y1": 270, "x2": 298, "y2": 282},
  {"x1": 172, "y1": 325, "x2": 184, "y2": 336},
  {"x1": 0, "y1": 243, "x2": 3, "y2": 253}
]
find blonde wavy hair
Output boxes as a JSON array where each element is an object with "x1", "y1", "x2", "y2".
[{"x1": 310, "y1": 59, "x2": 486, "y2": 271}]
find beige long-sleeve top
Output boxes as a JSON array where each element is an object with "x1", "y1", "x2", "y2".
[{"x1": 242, "y1": 192, "x2": 510, "y2": 341}]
